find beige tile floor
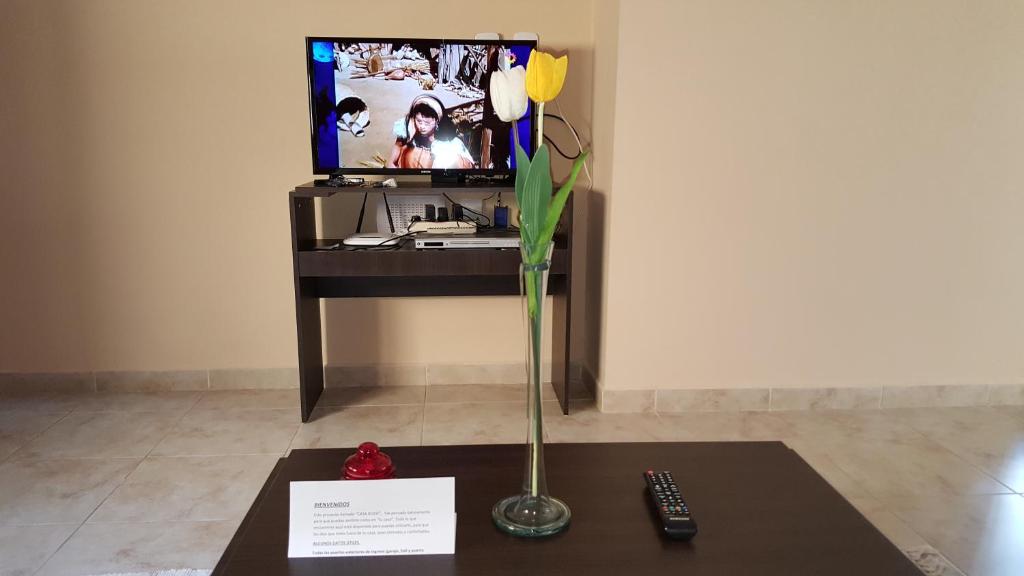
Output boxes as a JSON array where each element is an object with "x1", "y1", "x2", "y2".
[{"x1": 1, "y1": 386, "x2": 1023, "y2": 576}]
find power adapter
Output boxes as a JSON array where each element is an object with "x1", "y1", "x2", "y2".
[{"x1": 494, "y1": 205, "x2": 509, "y2": 229}]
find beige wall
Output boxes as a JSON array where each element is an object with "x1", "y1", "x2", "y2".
[
  {"x1": 0, "y1": 0, "x2": 595, "y2": 372},
  {"x1": 5, "y1": 0, "x2": 1024, "y2": 395},
  {"x1": 601, "y1": 0, "x2": 1024, "y2": 390},
  {"x1": 582, "y1": 0, "x2": 619, "y2": 380}
]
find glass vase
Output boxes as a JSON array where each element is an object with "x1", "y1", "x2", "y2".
[{"x1": 492, "y1": 242, "x2": 571, "y2": 537}]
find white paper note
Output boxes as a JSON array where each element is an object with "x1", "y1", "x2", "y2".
[{"x1": 288, "y1": 477, "x2": 456, "y2": 558}]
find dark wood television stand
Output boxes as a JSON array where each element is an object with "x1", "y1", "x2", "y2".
[{"x1": 289, "y1": 181, "x2": 576, "y2": 422}]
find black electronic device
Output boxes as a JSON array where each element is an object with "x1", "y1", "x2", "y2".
[
  {"x1": 452, "y1": 204, "x2": 464, "y2": 221},
  {"x1": 314, "y1": 176, "x2": 364, "y2": 187},
  {"x1": 424, "y1": 204, "x2": 436, "y2": 221},
  {"x1": 306, "y1": 37, "x2": 537, "y2": 182},
  {"x1": 436, "y1": 206, "x2": 449, "y2": 222},
  {"x1": 644, "y1": 470, "x2": 697, "y2": 540}
]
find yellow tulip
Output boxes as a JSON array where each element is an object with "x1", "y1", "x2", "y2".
[{"x1": 525, "y1": 49, "x2": 568, "y2": 103}]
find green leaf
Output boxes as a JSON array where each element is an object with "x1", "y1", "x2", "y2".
[
  {"x1": 520, "y1": 144, "x2": 552, "y2": 251},
  {"x1": 538, "y1": 150, "x2": 588, "y2": 247},
  {"x1": 525, "y1": 269, "x2": 539, "y2": 319},
  {"x1": 514, "y1": 142, "x2": 531, "y2": 211}
]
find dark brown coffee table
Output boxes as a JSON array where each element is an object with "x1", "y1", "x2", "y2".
[{"x1": 213, "y1": 442, "x2": 921, "y2": 575}]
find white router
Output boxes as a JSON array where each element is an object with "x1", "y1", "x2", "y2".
[{"x1": 342, "y1": 232, "x2": 402, "y2": 247}]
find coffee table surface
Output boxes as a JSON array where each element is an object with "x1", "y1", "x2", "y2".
[{"x1": 213, "y1": 442, "x2": 920, "y2": 576}]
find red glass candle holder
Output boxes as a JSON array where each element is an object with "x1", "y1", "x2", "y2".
[{"x1": 343, "y1": 442, "x2": 396, "y2": 480}]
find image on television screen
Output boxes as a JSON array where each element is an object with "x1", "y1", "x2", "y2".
[{"x1": 308, "y1": 38, "x2": 534, "y2": 174}]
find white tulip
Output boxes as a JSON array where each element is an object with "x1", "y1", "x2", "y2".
[{"x1": 489, "y1": 66, "x2": 528, "y2": 123}]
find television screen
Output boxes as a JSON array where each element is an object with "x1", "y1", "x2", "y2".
[{"x1": 307, "y1": 37, "x2": 536, "y2": 176}]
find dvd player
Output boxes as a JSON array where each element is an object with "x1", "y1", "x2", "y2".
[{"x1": 414, "y1": 231, "x2": 520, "y2": 249}]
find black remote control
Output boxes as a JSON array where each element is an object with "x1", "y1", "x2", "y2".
[{"x1": 644, "y1": 470, "x2": 698, "y2": 540}]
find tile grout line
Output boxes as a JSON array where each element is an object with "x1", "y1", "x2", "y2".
[
  {"x1": 419, "y1": 386, "x2": 427, "y2": 446},
  {"x1": 900, "y1": 417, "x2": 1018, "y2": 496},
  {"x1": 281, "y1": 387, "x2": 307, "y2": 453},
  {"x1": 797, "y1": 442, "x2": 947, "y2": 566},
  {"x1": 1, "y1": 409, "x2": 79, "y2": 465},
  {"x1": 283, "y1": 417, "x2": 305, "y2": 456},
  {"x1": 29, "y1": 522, "x2": 79, "y2": 576},
  {"x1": 27, "y1": 518, "x2": 243, "y2": 526},
  {"x1": 97, "y1": 404, "x2": 196, "y2": 509},
  {"x1": 29, "y1": 402, "x2": 195, "y2": 576},
  {"x1": 883, "y1": 504, "x2": 971, "y2": 576},
  {"x1": 844, "y1": 471, "x2": 973, "y2": 576},
  {"x1": 40, "y1": 401, "x2": 206, "y2": 573},
  {"x1": 24, "y1": 451, "x2": 293, "y2": 460},
  {"x1": 181, "y1": 391, "x2": 206, "y2": 417},
  {"x1": 1, "y1": 455, "x2": 146, "y2": 462}
]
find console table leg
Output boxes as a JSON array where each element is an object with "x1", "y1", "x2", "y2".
[
  {"x1": 296, "y1": 279, "x2": 323, "y2": 422},
  {"x1": 550, "y1": 195, "x2": 574, "y2": 415},
  {"x1": 551, "y1": 287, "x2": 571, "y2": 415},
  {"x1": 291, "y1": 195, "x2": 324, "y2": 422}
]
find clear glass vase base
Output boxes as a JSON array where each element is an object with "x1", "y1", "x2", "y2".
[{"x1": 491, "y1": 494, "x2": 571, "y2": 537}]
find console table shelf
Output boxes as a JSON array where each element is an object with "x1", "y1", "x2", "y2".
[
  {"x1": 289, "y1": 182, "x2": 576, "y2": 422},
  {"x1": 298, "y1": 243, "x2": 568, "y2": 278}
]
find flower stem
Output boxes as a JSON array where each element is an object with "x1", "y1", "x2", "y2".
[
  {"x1": 536, "y1": 102, "x2": 545, "y2": 153},
  {"x1": 512, "y1": 117, "x2": 520, "y2": 153},
  {"x1": 528, "y1": 271, "x2": 544, "y2": 498}
]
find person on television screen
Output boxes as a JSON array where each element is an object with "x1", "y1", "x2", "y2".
[{"x1": 386, "y1": 94, "x2": 474, "y2": 170}]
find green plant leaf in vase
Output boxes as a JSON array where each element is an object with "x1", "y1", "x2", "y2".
[
  {"x1": 540, "y1": 150, "x2": 589, "y2": 247},
  {"x1": 514, "y1": 142, "x2": 531, "y2": 213},
  {"x1": 520, "y1": 143, "x2": 552, "y2": 256},
  {"x1": 515, "y1": 143, "x2": 589, "y2": 321}
]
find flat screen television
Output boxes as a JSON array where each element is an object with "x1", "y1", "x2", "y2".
[{"x1": 306, "y1": 37, "x2": 537, "y2": 178}]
